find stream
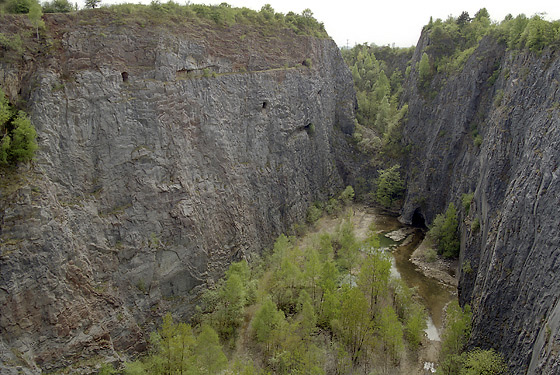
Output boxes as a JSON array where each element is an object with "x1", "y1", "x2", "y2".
[{"x1": 359, "y1": 208, "x2": 456, "y2": 342}]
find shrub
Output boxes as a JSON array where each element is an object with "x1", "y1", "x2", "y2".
[
  {"x1": 0, "y1": 89, "x2": 38, "y2": 165},
  {"x1": 5, "y1": 0, "x2": 35, "y2": 13},
  {"x1": 339, "y1": 185, "x2": 355, "y2": 206},
  {"x1": 424, "y1": 248, "x2": 438, "y2": 263},
  {"x1": 473, "y1": 134, "x2": 482, "y2": 147},
  {"x1": 461, "y1": 192, "x2": 474, "y2": 215},
  {"x1": 11, "y1": 112, "x2": 38, "y2": 162},
  {"x1": 494, "y1": 89, "x2": 504, "y2": 107},
  {"x1": 428, "y1": 203, "x2": 459, "y2": 258},
  {"x1": 325, "y1": 197, "x2": 341, "y2": 215},
  {"x1": 462, "y1": 260, "x2": 473, "y2": 274},
  {"x1": 42, "y1": 0, "x2": 73, "y2": 13},
  {"x1": 306, "y1": 203, "x2": 322, "y2": 224},
  {"x1": 470, "y1": 217, "x2": 480, "y2": 232},
  {"x1": 460, "y1": 348, "x2": 507, "y2": 375},
  {"x1": 418, "y1": 52, "x2": 432, "y2": 88},
  {"x1": 375, "y1": 165, "x2": 404, "y2": 207}
]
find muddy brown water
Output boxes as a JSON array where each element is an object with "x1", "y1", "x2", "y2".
[
  {"x1": 374, "y1": 213, "x2": 456, "y2": 341},
  {"x1": 311, "y1": 205, "x2": 456, "y2": 343}
]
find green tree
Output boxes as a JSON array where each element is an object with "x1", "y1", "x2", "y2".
[
  {"x1": 84, "y1": 0, "x2": 100, "y2": 8},
  {"x1": 333, "y1": 285, "x2": 373, "y2": 364},
  {"x1": 377, "y1": 305, "x2": 404, "y2": 364},
  {"x1": 123, "y1": 361, "x2": 146, "y2": 375},
  {"x1": 439, "y1": 301, "x2": 472, "y2": 375},
  {"x1": 28, "y1": 0, "x2": 44, "y2": 39},
  {"x1": 339, "y1": 185, "x2": 355, "y2": 206},
  {"x1": 375, "y1": 165, "x2": 405, "y2": 207},
  {"x1": 194, "y1": 324, "x2": 227, "y2": 374},
  {"x1": 5, "y1": 0, "x2": 34, "y2": 13},
  {"x1": 213, "y1": 271, "x2": 245, "y2": 339},
  {"x1": 9, "y1": 111, "x2": 38, "y2": 163},
  {"x1": 303, "y1": 248, "x2": 322, "y2": 303},
  {"x1": 42, "y1": 0, "x2": 73, "y2": 13},
  {"x1": 428, "y1": 203, "x2": 460, "y2": 258},
  {"x1": 99, "y1": 363, "x2": 117, "y2": 375},
  {"x1": 252, "y1": 298, "x2": 284, "y2": 353},
  {"x1": 418, "y1": 52, "x2": 432, "y2": 88},
  {"x1": 147, "y1": 313, "x2": 195, "y2": 375},
  {"x1": 334, "y1": 218, "x2": 359, "y2": 271},
  {"x1": 405, "y1": 304, "x2": 427, "y2": 349},
  {"x1": 318, "y1": 288, "x2": 339, "y2": 329},
  {"x1": 1, "y1": 135, "x2": 11, "y2": 164},
  {"x1": 459, "y1": 348, "x2": 507, "y2": 375},
  {"x1": 0, "y1": 89, "x2": 11, "y2": 125},
  {"x1": 357, "y1": 250, "x2": 391, "y2": 314},
  {"x1": 298, "y1": 291, "x2": 317, "y2": 338}
]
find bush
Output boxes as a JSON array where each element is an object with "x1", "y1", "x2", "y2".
[
  {"x1": 418, "y1": 52, "x2": 432, "y2": 88},
  {"x1": 339, "y1": 185, "x2": 355, "y2": 206},
  {"x1": 375, "y1": 165, "x2": 404, "y2": 207},
  {"x1": 42, "y1": 0, "x2": 73, "y2": 13},
  {"x1": 306, "y1": 203, "x2": 322, "y2": 224},
  {"x1": 0, "y1": 89, "x2": 38, "y2": 165},
  {"x1": 470, "y1": 217, "x2": 480, "y2": 232},
  {"x1": 325, "y1": 197, "x2": 341, "y2": 215},
  {"x1": 428, "y1": 203, "x2": 459, "y2": 258},
  {"x1": 460, "y1": 348, "x2": 507, "y2": 375},
  {"x1": 5, "y1": 0, "x2": 35, "y2": 13},
  {"x1": 424, "y1": 248, "x2": 438, "y2": 263},
  {"x1": 461, "y1": 192, "x2": 474, "y2": 215}
]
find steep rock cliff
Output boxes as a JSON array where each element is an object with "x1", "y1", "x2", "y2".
[
  {"x1": 400, "y1": 32, "x2": 560, "y2": 374},
  {"x1": 0, "y1": 11, "x2": 355, "y2": 372}
]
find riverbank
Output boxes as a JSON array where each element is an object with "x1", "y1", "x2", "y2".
[
  {"x1": 340, "y1": 204, "x2": 457, "y2": 374},
  {"x1": 410, "y1": 236, "x2": 458, "y2": 289}
]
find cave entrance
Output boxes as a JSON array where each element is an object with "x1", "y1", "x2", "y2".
[
  {"x1": 411, "y1": 208, "x2": 427, "y2": 228},
  {"x1": 121, "y1": 72, "x2": 129, "y2": 82}
]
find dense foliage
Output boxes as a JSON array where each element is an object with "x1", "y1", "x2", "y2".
[
  {"x1": 342, "y1": 44, "x2": 412, "y2": 158},
  {"x1": 420, "y1": 9, "x2": 560, "y2": 83},
  {"x1": 42, "y1": 0, "x2": 73, "y2": 13},
  {"x1": 0, "y1": 88, "x2": 38, "y2": 165},
  {"x1": 119, "y1": 205, "x2": 429, "y2": 374},
  {"x1": 93, "y1": 2, "x2": 328, "y2": 38},
  {"x1": 428, "y1": 203, "x2": 459, "y2": 258},
  {"x1": 375, "y1": 164, "x2": 405, "y2": 208},
  {"x1": 438, "y1": 301, "x2": 507, "y2": 375}
]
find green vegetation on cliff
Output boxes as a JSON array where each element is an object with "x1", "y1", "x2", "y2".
[
  {"x1": 0, "y1": 88, "x2": 37, "y2": 165},
  {"x1": 421, "y1": 9, "x2": 560, "y2": 82},
  {"x1": 98, "y1": 2, "x2": 328, "y2": 37},
  {"x1": 342, "y1": 44, "x2": 412, "y2": 158},
  {"x1": 428, "y1": 203, "x2": 459, "y2": 258},
  {"x1": 438, "y1": 301, "x2": 507, "y2": 375}
]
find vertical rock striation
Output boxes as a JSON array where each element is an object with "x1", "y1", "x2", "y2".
[
  {"x1": 0, "y1": 12, "x2": 355, "y2": 371},
  {"x1": 400, "y1": 32, "x2": 560, "y2": 374}
]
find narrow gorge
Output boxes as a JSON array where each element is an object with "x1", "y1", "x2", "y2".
[{"x1": 1, "y1": 5, "x2": 559, "y2": 375}]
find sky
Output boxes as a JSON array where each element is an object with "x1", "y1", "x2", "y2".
[{"x1": 83, "y1": 0, "x2": 560, "y2": 47}]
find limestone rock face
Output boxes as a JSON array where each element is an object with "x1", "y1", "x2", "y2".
[
  {"x1": 401, "y1": 33, "x2": 560, "y2": 374},
  {"x1": 0, "y1": 13, "x2": 355, "y2": 371}
]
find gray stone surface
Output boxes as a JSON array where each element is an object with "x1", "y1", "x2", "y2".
[
  {"x1": 0, "y1": 15, "x2": 355, "y2": 372},
  {"x1": 400, "y1": 33, "x2": 560, "y2": 374}
]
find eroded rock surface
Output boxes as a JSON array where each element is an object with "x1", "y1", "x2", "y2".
[
  {"x1": 0, "y1": 12, "x2": 355, "y2": 371},
  {"x1": 401, "y1": 33, "x2": 560, "y2": 374}
]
